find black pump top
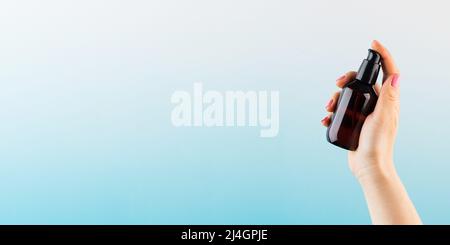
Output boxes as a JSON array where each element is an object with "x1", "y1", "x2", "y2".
[{"x1": 355, "y1": 49, "x2": 382, "y2": 85}]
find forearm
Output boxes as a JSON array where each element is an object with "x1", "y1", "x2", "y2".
[{"x1": 357, "y1": 162, "x2": 422, "y2": 225}]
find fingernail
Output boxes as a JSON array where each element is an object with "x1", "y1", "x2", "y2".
[
  {"x1": 336, "y1": 74, "x2": 346, "y2": 81},
  {"x1": 321, "y1": 115, "x2": 329, "y2": 123},
  {"x1": 391, "y1": 74, "x2": 400, "y2": 88},
  {"x1": 325, "y1": 98, "x2": 333, "y2": 109}
]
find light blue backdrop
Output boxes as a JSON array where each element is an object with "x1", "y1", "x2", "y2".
[{"x1": 0, "y1": 0, "x2": 449, "y2": 224}]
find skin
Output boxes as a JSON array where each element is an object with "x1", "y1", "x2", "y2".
[{"x1": 321, "y1": 40, "x2": 422, "y2": 225}]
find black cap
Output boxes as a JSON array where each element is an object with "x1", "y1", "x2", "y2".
[{"x1": 355, "y1": 49, "x2": 382, "y2": 84}]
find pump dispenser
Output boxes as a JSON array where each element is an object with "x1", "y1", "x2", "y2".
[
  {"x1": 326, "y1": 49, "x2": 382, "y2": 151},
  {"x1": 356, "y1": 50, "x2": 381, "y2": 84}
]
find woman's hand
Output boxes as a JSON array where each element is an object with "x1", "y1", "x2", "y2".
[
  {"x1": 321, "y1": 40, "x2": 422, "y2": 224},
  {"x1": 321, "y1": 40, "x2": 399, "y2": 181}
]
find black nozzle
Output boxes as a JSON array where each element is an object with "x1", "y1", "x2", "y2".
[{"x1": 356, "y1": 49, "x2": 382, "y2": 85}]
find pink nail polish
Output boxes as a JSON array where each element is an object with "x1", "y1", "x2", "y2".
[
  {"x1": 391, "y1": 74, "x2": 399, "y2": 88},
  {"x1": 321, "y1": 116, "x2": 328, "y2": 123},
  {"x1": 326, "y1": 99, "x2": 333, "y2": 108},
  {"x1": 336, "y1": 75, "x2": 346, "y2": 81}
]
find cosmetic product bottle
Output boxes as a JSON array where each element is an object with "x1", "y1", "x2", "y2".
[{"x1": 326, "y1": 49, "x2": 382, "y2": 151}]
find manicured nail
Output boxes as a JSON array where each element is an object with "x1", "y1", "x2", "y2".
[
  {"x1": 321, "y1": 115, "x2": 329, "y2": 123},
  {"x1": 391, "y1": 74, "x2": 399, "y2": 88},
  {"x1": 336, "y1": 74, "x2": 346, "y2": 81},
  {"x1": 325, "y1": 98, "x2": 333, "y2": 109}
]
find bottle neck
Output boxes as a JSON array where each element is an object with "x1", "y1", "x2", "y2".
[{"x1": 356, "y1": 59, "x2": 381, "y2": 85}]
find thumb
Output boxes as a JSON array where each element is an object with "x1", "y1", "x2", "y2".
[{"x1": 374, "y1": 74, "x2": 400, "y2": 117}]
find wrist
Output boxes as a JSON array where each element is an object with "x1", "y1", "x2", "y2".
[{"x1": 354, "y1": 160, "x2": 398, "y2": 187}]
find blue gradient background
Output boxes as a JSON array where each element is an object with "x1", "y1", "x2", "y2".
[{"x1": 0, "y1": 0, "x2": 449, "y2": 224}]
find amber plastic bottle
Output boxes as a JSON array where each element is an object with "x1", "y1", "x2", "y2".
[{"x1": 326, "y1": 49, "x2": 382, "y2": 151}]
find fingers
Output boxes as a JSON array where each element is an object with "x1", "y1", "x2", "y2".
[
  {"x1": 371, "y1": 40, "x2": 400, "y2": 81},
  {"x1": 321, "y1": 90, "x2": 341, "y2": 127},
  {"x1": 322, "y1": 90, "x2": 340, "y2": 127},
  {"x1": 322, "y1": 71, "x2": 356, "y2": 127},
  {"x1": 321, "y1": 113, "x2": 332, "y2": 127},
  {"x1": 374, "y1": 74, "x2": 400, "y2": 117},
  {"x1": 371, "y1": 40, "x2": 401, "y2": 121},
  {"x1": 336, "y1": 71, "x2": 357, "y2": 88},
  {"x1": 325, "y1": 91, "x2": 340, "y2": 112},
  {"x1": 322, "y1": 92, "x2": 337, "y2": 126}
]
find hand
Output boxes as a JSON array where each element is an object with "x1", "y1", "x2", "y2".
[
  {"x1": 321, "y1": 40, "x2": 400, "y2": 181},
  {"x1": 321, "y1": 40, "x2": 421, "y2": 224}
]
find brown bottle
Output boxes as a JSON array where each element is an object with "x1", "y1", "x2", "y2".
[{"x1": 326, "y1": 49, "x2": 382, "y2": 151}]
